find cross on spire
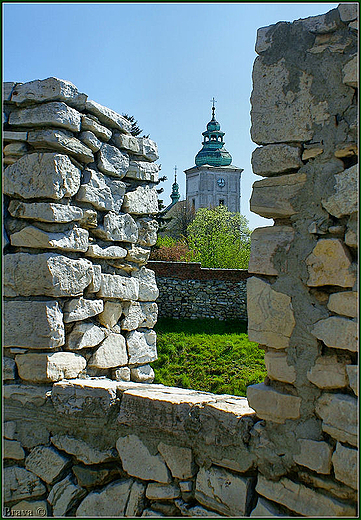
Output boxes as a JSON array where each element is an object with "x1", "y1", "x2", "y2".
[
  {"x1": 174, "y1": 165, "x2": 177, "y2": 182},
  {"x1": 210, "y1": 97, "x2": 217, "y2": 119}
]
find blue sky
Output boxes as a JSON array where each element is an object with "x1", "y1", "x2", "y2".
[{"x1": 3, "y1": 2, "x2": 338, "y2": 230}]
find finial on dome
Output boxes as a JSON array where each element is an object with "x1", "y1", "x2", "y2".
[{"x1": 210, "y1": 97, "x2": 217, "y2": 120}]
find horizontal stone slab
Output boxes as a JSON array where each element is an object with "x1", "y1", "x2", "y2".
[
  {"x1": 122, "y1": 185, "x2": 159, "y2": 215},
  {"x1": 63, "y1": 297, "x2": 103, "y2": 323},
  {"x1": 85, "y1": 99, "x2": 131, "y2": 133},
  {"x1": 97, "y1": 143, "x2": 129, "y2": 178},
  {"x1": 25, "y1": 445, "x2": 70, "y2": 484},
  {"x1": 28, "y1": 128, "x2": 94, "y2": 163},
  {"x1": 312, "y1": 316, "x2": 357, "y2": 352},
  {"x1": 97, "y1": 273, "x2": 139, "y2": 300},
  {"x1": 327, "y1": 290, "x2": 357, "y2": 317},
  {"x1": 306, "y1": 238, "x2": 355, "y2": 288},
  {"x1": 4, "y1": 384, "x2": 52, "y2": 407},
  {"x1": 15, "y1": 352, "x2": 86, "y2": 383},
  {"x1": 248, "y1": 226, "x2": 294, "y2": 276},
  {"x1": 125, "y1": 161, "x2": 159, "y2": 182},
  {"x1": 8, "y1": 200, "x2": 84, "y2": 223},
  {"x1": 3, "y1": 130, "x2": 28, "y2": 141},
  {"x1": 247, "y1": 383, "x2": 301, "y2": 423},
  {"x1": 8, "y1": 101, "x2": 81, "y2": 131},
  {"x1": 51, "y1": 434, "x2": 116, "y2": 465},
  {"x1": 10, "y1": 225, "x2": 89, "y2": 252},
  {"x1": 146, "y1": 482, "x2": 180, "y2": 500},
  {"x1": 316, "y1": 392, "x2": 357, "y2": 446},
  {"x1": 307, "y1": 355, "x2": 349, "y2": 388},
  {"x1": 10, "y1": 77, "x2": 87, "y2": 109},
  {"x1": 252, "y1": 144, "x2": 302, "y2": 176},
  {"x1": 4, "y1": 466, "x2": 46, "y2": 503},
  {"x1": 76, "y1": 168, "x2": 126, "y2": 213},
  {"x1": 51, "y1": 379, "x2": 120, "y2": 415},
  {"x1": 86, "y1": 244, "x2": 127, "y2": 259},
  {"x1": 81, "y1": 115, "x2": 112, "y2": 141},
  {"x1": 126, "y1": 330, "x2": 157, "y2": 365}
]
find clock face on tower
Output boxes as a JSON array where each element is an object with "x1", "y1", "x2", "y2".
[{"x1": 217, "y1": 178, "x2": 225, "y2": 188}]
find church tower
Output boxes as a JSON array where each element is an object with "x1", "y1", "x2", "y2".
[{"x1": 184, "y1": 100, "x2": 243, "y2": 213}]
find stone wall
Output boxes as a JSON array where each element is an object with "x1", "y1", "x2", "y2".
[{"x1": 148, "y1": 261, "x2": 250, "y2": 321}]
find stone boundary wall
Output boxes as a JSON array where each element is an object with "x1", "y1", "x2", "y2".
[{"x1": 148, "y1": 261, "x2": 250, "y2": 321}]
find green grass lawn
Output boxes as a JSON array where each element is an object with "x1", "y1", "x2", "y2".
[{"x1": 152, "y1": 318, "x2": 266, "y2": 397}]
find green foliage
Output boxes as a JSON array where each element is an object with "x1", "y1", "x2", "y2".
[
  {"x1": 150, "y1": 235, "x2": 195, "y2": 262},
  {"x1": 152, "y1": 318, "x2": 266, "y2": 397},
  {"x1": 187, "y1": 206, "x2": 251, "y2": 269}
]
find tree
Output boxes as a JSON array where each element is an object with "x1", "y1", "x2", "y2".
[
  {"x1": 187, "y1": 206, "x2": 251, "y2": 269},
  {"x1": 122, "y1": 113, "x2": 143, "y2": 137}
]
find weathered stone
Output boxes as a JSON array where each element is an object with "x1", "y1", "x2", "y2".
[
  {"x1": 64, "y1": 297, "x2": 103, "y2": 323},
  {"x1": 322, "y1": 164, "x2": 357, "y2": 217},
  {"x1": 298, "y1": 11, "x2": 341, "y2": 33},
  {"x1": 137, "y1": 137, "x2": 159, "y2": 161},
  {"x1": 4, "y1": 300, "x2": 64, "y2": 348},
  {"x1": 79, "y1": 130, "x2": 102, "y2": 152},
  {"x1": 72, "y1": 465, "x2": 121, "y2": 489},
  {"x1": 256, "y1": 475, "x2": 355, "y2": 517},
  {"x1": 146, "y1": 483, "x2": 180, "y2": 500},
  {"x1": 8, "y1": 200, "x2": 83, "y2": 223},
  {"x1": 113, "y1": 366, "x2": 131, "y2": 381},
  {"x1": 121, "y1": 301, "x2": 158, "y2": 330},
  {"x1": 76, "y1": 168, "x2": 126, "y2": 212},
  {"x1": 126, "y1": 160, "x2": 159, "y2": 182},
  {"x1": 316, "y1": 393, "x2": 357, "y2": 446},
  {"x1": 252, "y1": 144, "x2": 302, "y2": 176},
  {"x1": 122, "y1": 185, "x2": 159, "y2": 215},
  {"x1": 250, "y1": 173, "x2": 307, "y2": 218},
  {"x1": 112, "y1": 132, "x2": 140, "y2": 154},
  {"x1": 312, "y1": 316, "x2": 357, "y2": 352},
  {"x1": 51, "y1": 379, "x2": 119, "y2": 415},
  {"x1": 97, "y1": 143, "x2": 129, "y2": 178},
  {"x1": 10, "y1": 501, "x2": 48, "y2": 517},
  {"x1": 195, "y1": 466, "x2": 252, "y2": 516},
  {"x1": 346, "y1": 365, "x2": 358, "y2": 395},
  {"x1": 125, "y1": 481, "x2": 147, "y2": 517},
  {"x1": 3, "y1": 357, "x2": 16, "y2": 380},
  {"x1": 158, "y1": 442, "x2": 195, "y2": 479},
  {"x1": 9, "y1": 101, "x2": 81, "y2": 131},
  {"x1": 51, "y1": 434, "x2": 115, "y2": 465},
  {"x1": 125, "y1": 244, "x2": 151, "y2": 264},
  {"x1": 250, "y1": 497, "x2": 285, "y2": 517},
  {"x1": 247, "y1": 383, "x2": 301, "y2": 423},
  {"x1": 3, "y1": 141, "x2": 28, "y2": 156},
  {"x1": 116, "y1": 435, "x2": 171, "y2": 483},
  {"x1": 97, "y1": 273, "x2": 139, "y2": 300},
  {"x1": 15, "y1": 352, "x2": 86, "y2": 383},
  {"x1": 298, "y1": 471, "x2": 356, "y2": 502},
  {"x1": 86, "y1": 244, "x2": 127, "y2": 259},
  {"x1": 4, "y1": 439, "x2": 25, "y2": 460},
  {"x1": 338, "y1": 3, "x2": 358, "y2": 22},
  {"x1": 264, "y1": 350, "x2": 296, "y2": 383},
  {"x1": 293, "y1": 439, "x2": 332, "y2": 474},
  {"x1": 25, "y1": 445, "x2": 69, "y2": 484},
  {"x1": 179, "y1": 481, "x2": 193, "y2": 492},
  {"x1": 76, "y1": 479, "x2": 132, "y2": 517},
  {"x1": 302, "y1": 144, "x2": 324, "y2": 160},
  {"x1": 345, "y1": 211, "x2": 358, "y2": 248},
  {"x1": 248, "y1": 226, "x2": 294, "y2": 275},
  {"x1": 126, "y1": 330, "x2": 157, "y2": 365},
  {"x1": 334, "y1": 143, "x2": 358, "y2": 158},
  {"x1": 4, "y1": 384, "x2": 51, "y2": 408},
  {"x1": 307, "y1": 355, "x2": 349, "y2": 388},
  {"x1": 3, "y1": 81, "x2": 17, "y2": 101},
  {"x1": 4, "y1": 421, "x2": 17, "y2": 440},
  {"x1": 98, "y1": 301, "x2": 123, "y2": 328},
  {"x1": 130, "y1": 364, "x2": 155, "y2": 383},
  {"x1": 332, "y1": 442, "x2": 358, "y2": 490},
  {"x1": 342, "y1": 55, "x2": 358, "y2": 88},
  {"x1": 28, "y1": 128, "x2": 94, "y2": 163},
  {"x1": 95, "y1": 211, "x2": 138, "y2": 243},
  {"x1": 247, "y1": 277, "x2": 295, "y2": 348},
  {"x1": 132, "y1": 266, "x2": 159, "y2": 301},
  {"x1": 137, "y1": 218, "x2": 159, "y2": 246},
  {"x1": 85, "y1": 99, "x2": 131, "y2": 133},
  {"x1": 47, "y1": 475, "x2": 87, "y2": 516},
  {"x1": 66, "y1": 321, "x2": 106, "y2": 350},
  {"x1": 306, "y1": 239, "x2": 355, "y2": 287},
  {"x1": 10, "y1": 225, "x2": 89, "y2": 252},
  {"x1": 4, "y1": 253, "x2": 94, "y2": 297},
  {"x1": 4, "y1": 152, "x2": 81, "y2": 200},
  {"x1": 327, "y1": 291, "x2": 357, "y2": 317},
  {"x1": 4, "y1": 467, "x2": 46, "y2": 503},
  {"x1": 11, "y1": 77, "x2": 86, "y2": 108},
  {"x1": 141, "y1": 509, "x2": 164, "y2": 517},
  {"x1": 88, "y1": 333, "x2": 128, "y2": 369},
  {"x1": 255, "y1": 24, "x2": 275, "y2": 53},
  {"x1": 3, "y1": 130, "x2": 28, "y2": 141},
  {"x1": 81, "y1": 114, "x2": 112, "y2": 141}
]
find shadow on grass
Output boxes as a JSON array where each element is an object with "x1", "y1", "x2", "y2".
[{"x1": 154, "y1": 317, "x2": 248, "y2": 335}]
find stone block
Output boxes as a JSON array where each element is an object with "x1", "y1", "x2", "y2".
[
  {"x1": 293, "y1": 439, "x2": 332, "y2": 474},
  {"x1": 86, "y1": 244, "x2": 127, "y2": 259},
  {"x1": 125, "y1": 481, "x2": 147, "y2": 517},
  {"x1": 264, "y1": 350, "x2": 296, "y2": 383},
  {"x1": 28, "y1": 128, "x2": 93, "y2": 164},
  {"x1": 10, "y1": 501, "x2": 48, "y2": 517},
  {"x1": 113, "y1": 366, "x2": 131, "y2": 381},
  {"x1": 138, "y1": 137, "x2": 159, "y2": 161},
  {"x1": 64, "y1": 297, "x2": 103, "y2": 323},
  {"x1": 76, "y1": 168, "x2": 126, "y2": 212},
  {"x1": 4, "y1": 152, "x2": 81, "y2": 200},
  {"x1": 11, "y1": 77, "x2": 86, "y2": 108},
  {"x1": 4, "y1": 300, "x2": 64, "y2": 348},
  {"x1": 130, "y1": 364, "x2": 155, "y2": 383},
  {"x1": 47, "y1": 475, "x2": 86, "y2": 516},
  {"x1": 126, "y1": 330, "x2": 157, "y2": 365},
  {"x1": 157, "y1": 442, "x2": 195, "y2": 479},
  {"x1": 137, "y1": 218, "x2": 159, "y2": 247},
  {"x1": 15, "y1": 352, "x2": 86, "y2": 383},
  {"x1": 345, "y1": 211, "x2": 358, "y2": 249},
  {"x1": 252, "y1": 144, "x2": 302, "y2": 176},
  {"x1": 88, "y1": 333, "x2": 128, "y2": 369},
  {"x1": 4, "y1": 384, "x2": 51, "y2": 408},
  {"x1": 97, "y1": 143, "x2": 129, "y2": 178},
  {"x1": 332, "y1": 442, "x2": 358, "y2": 490},
  {"x1": 116, "y1": 434, "x2": 171, "y2": 483},
  {"x1": 79, "y1": 130, "x2": 102, "y2": 152},
  {"x1": 3, "y1": 130, "x2": 28, "y2": 141},
  {"x1": 126, "y1": 160, "x2": 159, "y2": 182},
  {"x1": 125, "y1": 244, "x2": 151, "y2": 264},
  {"x1": 66, "y1": 322, "x2": 106, "y2": 350},
  {"x1": 81, "y1": 114, "x2": 112, "y2": 141},
  {"x1": 322, "y1": 164, "x2": 357, "y2": 217},
  {"x1": 10, "y1": 225, "x2": 89, "y2": 252},
  {"x1": 307, "y1": 355, "x2": 349, "y2": 388},
  {"x1": 346, "y1": 365, "x2": 358, "y2": 395},
  {"x1": 312, "y1": 316, "x2": 357, "y2": 352},
  {"x1": 306, "y1": 239, "x2": 355, "y2": 287},
  {"x1": 51, "y1": 434, "x2": 115, "y2": 465},
  {"x1": 97, "y1": 273, "x2": 139, "y2": 300},
  {"x1": 250, "y1": 173, "x2": 307, "y2": 218},
  {"x1": 25, "y1": 445, "x2": 69, "y2": 484},
  {"x1": 3, "y1": 141, "x2": 28, "y2": 156},
  {"x1": 247, "y1": 277, "x2": 295, "y2": 349},
  {"x1": 121, "y1": 301, "x2": 158, "y2": 330},
  {"x1": 3, "y1": 81, "x2": 17, "y2": 101},
  {"x1": 250, "y1": 497, "x2": 285, "y2": 517},
  {"x1": 122, "y1": 185, "x2": 159, "y2": 215},
  {"x1": 76, "y1": 479, "x2": 132, "y2": 517},
  {"x1": 4, "y1": 253, "x2": 94, "y2": 297},
  {"x1": 112, "y1": 132, "x2": 140, "y2": 153},
  {"x1": 297, "y1": 471, "x2": 357, "y2": 502},
  {"x1": 8, "y1": 200, "x2": 84, "y2": 223},
  {"x1": 327, "y1": 291, "x2": 357, "y2": 317},
  {"x1": 302, "y1": 144, "x2": 324, "y2": 160},
  {"x1": 9, "y1": 101, "x2": 81, "y2": 131},
  {"x1": 72, "y1": 465, "x2": 121, "y2": 489},
  {"x1": 3, "y1": 357, "x2": 16, "y2": 380},
  {"x1": 85, "y1": 98, "x2": 131, "y2": 133},
  {"x1": 256, "y1": 475, "x2": 356, "y2": 517},
  {"x1": 316, "y1": 393, "x2": 357, "y2": 446},
  {"x1": 3, "y1": 467, "x2": 46, "y2": 503},
  {"x1": 247, "y1": 383, "x2": 301, "y2": 423},
  {"x1": 95, "y1": 211, "x2": 138, "y2": 242},
  {"x1": 4, "y1": 439, "x2": 25, "y2": 460},
  {"x1": 146, "y1": 483, "x2": 180, "y2": 500},
  {"x1": 338, "y1": 3, "x2": 358, "y2": 22},
  {"x1": 248, "y1": 226, "x2": 294, "y2": 275},
  {"x1": 342, "y1": 55, "x2": 358, "y2": 88},
  {"x1": 132, "y1": 266, "x2": 159, "y2": 301},
  {"x1": 97, "y1": 301, "x2": 122, "y2": 328},
  {"x1": 4, "y1": 421, "x2": 17, "y2": 440}
]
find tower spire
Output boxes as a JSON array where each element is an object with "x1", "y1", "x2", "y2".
[
  {"x1": 210, "y1": 97, "x2": 217, "y2": 120},
  {"x1": 170, "y1": 165, "x2": 180, "y2": 204}
]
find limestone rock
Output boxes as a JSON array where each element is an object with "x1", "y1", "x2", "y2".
[
  {"x1": 4, "y1": 253, "x2": 94, "y2": 297},
  {"x1": 125, "y1": 244, "x2": 151, "y2": 264},
  {"x1": 146, "y1": 483, "x2": 180, "y2": 500},
  {"x1": 3, "y1": 81, "x2": 18, "y2": 101},
  {"x1": 322, "y1": 164, "x2": 357, "y2": 217},
  {"x1": 4, "y1": 421, "x2": 17, "y2": 440},
  {"x1": 138, "y1": 137, "x2": 159, "y2": 161},
  {"x1": 248, "y1": 226, "x2": 294, "y2": 275},
  {"x1": 76, "y1": 168, "x2": 126, "y2": 212},
  {"x1": 345, "y1": 211, "x2": 358, "y2": 249},
  {"x1": 247, "y1": 383, "x2": 301, "y2": 423},
  {"x1": 247, "y1": 277, "x2": 295, "y2": 348},
  {"x1": 195, "y1": 465, "x2": 252, "y2": 516},
  {"x1": 81, "y1": 114, "x2": 112, "y2": 141},
  {"x1": 332, "y1": 442, "x2": 358, "y2": 490},
  {"x1": 126, "y1": 330, "x2": 157, "y2": 365},
  {"x1": 9, "y1": 101, "x2": 81, "y2": 131},
  {"x1": 307, "y1": 355, "x2": 349, "y2": 388},
  {"x1": 126, "y1": 161, "x2": 159, "y2": 182},
  {"x1": 125, "y1": 481, "x2": 147, "y2": 517},
  {"x1": 113, "y1": 366, "x2": 131, "y2": 381},
  {"x1": 342, "y1": 55, "x2": 358, "y2": 88},
  {"x1": 157, "y1": 442, "x2": 195, "y2": 479},
  {"x1": 338, "y1": 3, "x2": 358, "y2": 22},
  {"x1": 132, "y1": 266, "x2": 159, "y2": 301},
  {"x1": 4, "y1": 152, "x2": 81, "y2": 200},
  {"x1": 252, "y1": 144, "x2": 302, "y2": 176},
  {"x1": 112, "y1": 132, "x2": 141, "y2": 154},
  {"x1": 79, "y1": 130, "x2": 102, "y2": 152},
  {"x1": 47, "y1": 474, "x2": 87, "y2": 516},
  {"x1": 250, "y1": 497, "x2": 285, "y2": 517},
  {"x1": 3, "y1": 466, "x2": 46, "y2": 503},
  {"x1": 88, "y1": 333, "x2": 128, "y2": 369},
  {"x1": 8, "y1": 200, "x2": 84, "y2": 223},
  {"x1": 25, "y1": 445, "x2": 69, "y2": 484},
  {"x1": 130, "y1": 364, "x2": 155, "y2": 383},
  {"x1": 97, "y1": 273, "x2": 139, "y2": 300},
  {"x1": 72, "y1": 465, "x2": 121, "y2": 489},
  {"x1": 346, "y1": 365, "x2": 358, "y2": 396},
  {"x1": 327, "y1": 291, "x2": 357, "y2": 317},
  {"x1": 64, "y1": 297, "x2": 103, "y2": 323},
  {"x1": 10, "y1": 225, "x2": 89, "y2": 252},
  {"x1": 137, "y1": 218, "x2": 159, "y2": 246},
  {"x1": 76, "y1": 479, "x2": 132, "y2": 517},
  {"x1": 67, "y1": 321, "x2": 106, "y2": 350},
  {"x1": 11, "y1": 77, "x2": 86, "y2": 108},
  {"x1": 51, "y1": 434, "x2": 115, "y2": 465},
  {"x1": 312, "y1": 316, "x2": 357, "y2": 352},
  {"x1": 3, "y1": 130, "x2": 28, "y2": 141},
  {"x1": 95, "y1": 211, "x2": 138, "y2": 243},
  {"x1": 28, "y1": 128, "x2": 93, "y2": 164},
  {"x1": 3, "y1": 141, "x2": 28, "y2": 157},
  {"x1": 293, "y1": 439, "x2": 332, "y2": 474},
  {"x1": 255, "y1": 24, "x2": 274, "y2": 53},
  {"x1": 97, "y1": 143, "x2": 129, "y2": 178},
  {"x1": 98, "y1": 301, "x2": 123, "y2": 328},
  {"x1": 122, "y1": 185, "x2": 159, "y2": 215},
  {"x1": 15, "y1": 352, "x2": 86, "y2": 383},
  {"x1": 10, "y1": 501, "x2": 48, "y2": 517},
  {"x1": 4, "y1": 300, "x2": 64, "y2": 348},
  {"x1": 3, "y1": 357, "x2": 16, "y2": 380},
  {"x1": 4, "y1": 384, "x2": 52, "y2": 408},
  {"x1": 85, "y1": 99, "x2": 131, "y2": 133},
  {"x1": 121, "y1": 301, "x2": 158, "y2": 330},
  {"x1": 86, "y1": 244, "x2": 127, "y2": 259},
  {"x1": 302, "y1": 144, "x2": 324, "y2": 160},
  {"x1": 316, "y1": 393, "x2": 357, "y2": 446},
  {"x1": 116, "y1": 435, "x2": 171, "y2": 483},
  {"x1": 306, "y1": 239, "x2": 355, "y2": 287},
  {"x1": 264, "y1": 350, "x2": 296, "y2": 384},
  {"x1": 4, "y1": 439, "x2": 25, "y2": 460}
]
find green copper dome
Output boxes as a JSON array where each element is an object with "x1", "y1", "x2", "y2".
[{"x1": 195, "y1": 105, "x2": 232, "y2": 167}]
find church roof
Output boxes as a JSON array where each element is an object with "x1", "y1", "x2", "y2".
[{"x1": 195, "y1": 103, "x2": 232, "y2": 167}]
